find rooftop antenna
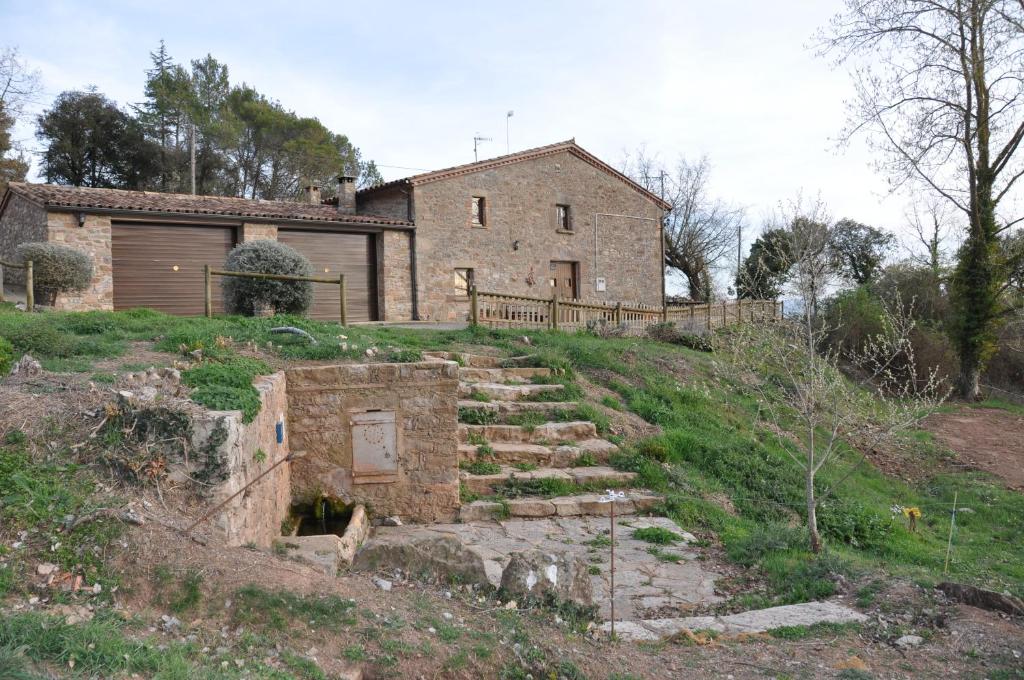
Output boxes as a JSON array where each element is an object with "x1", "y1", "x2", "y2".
[
  {"x1": 506, "y1": 111, "x2": 514, "y2": 154},
  {"x1": 473, "y1": 133, "x2": 492, "y2": 162}
]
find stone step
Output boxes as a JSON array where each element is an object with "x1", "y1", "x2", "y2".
[
  {"x1": 458, "y1": 421, "x2": 597, "y2": 444},
  {"x1": 423, "y1": 351, "x2": 537, "y2": 369},
  {"x1": 459, "y1": 491, "x2": 662, "y2": 522},
  {"x1": 458, "y1": 366, "x2": 552, "y2": 383},
  {"x1": 458, "y1": 400, "x2": 580, "y2": 414},
  {"x1": 459, "y1": 438, "x2": 618, "y2": 467},
  {"x1": 459, "y1": 382, "x2": 564, "y2": 401},
  {"x1": 599, "y1": 601, "x2": 868, "y2": 642},
  {"x1": 459, "y1": 465, "x2": 635, "y2": 495}
]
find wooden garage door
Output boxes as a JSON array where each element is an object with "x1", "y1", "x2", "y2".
[
  {"x1": 112, "y1": 223, "x2": 235, "y2": 315},
  {"x1": 278, "y1": 230, "x2": 378, "y2": 322}
]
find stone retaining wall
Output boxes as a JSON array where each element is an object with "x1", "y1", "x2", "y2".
[
  {"x1": 286, "y1": 361, "x2": 460, "y2": 523},
  {"x1": 196, "y1": 371, "x2": 292, "y2": 547}
]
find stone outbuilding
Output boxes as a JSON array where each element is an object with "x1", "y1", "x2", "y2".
[{"x1": 0, "y1": 140, "x2": 668, "y2": 320}]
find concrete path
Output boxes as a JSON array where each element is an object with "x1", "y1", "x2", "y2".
[
  {"x1": 370, "y1": 515, "x2": 721, "y2": 621},
  {"x1": 599, "y1": 600, "x2": 868, "y2": 641}
]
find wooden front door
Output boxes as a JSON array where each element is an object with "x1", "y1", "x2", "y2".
[{"x1": 549, "y1": 261, "x2": 578, "y2": 299}]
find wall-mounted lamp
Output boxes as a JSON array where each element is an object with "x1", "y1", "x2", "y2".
[
  {"x1": 172, "y1": 265, "x2": 180, "y2": 272},
  {"x1": 76, "y1": 212, "x2": 86, "y2": 227},
  {"x1": 512, "y1": 240, "x2": 520, "y2": 251}
]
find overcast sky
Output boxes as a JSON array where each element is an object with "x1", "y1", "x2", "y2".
[{"x1": 5, "y1": 0, "x2": 921, "y2": 285}]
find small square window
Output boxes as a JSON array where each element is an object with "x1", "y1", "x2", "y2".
[
  {"x1": 556, "y1": 204, "x2": 571, "y2": 231},
  {"x1": 471, "y1": 197, "x2": 486, "y2": 226},
  {"x1": 454, "y1": 267, "x2": 475, "y2": 295}
]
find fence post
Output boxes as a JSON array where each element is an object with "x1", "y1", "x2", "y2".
[
  {"x1": 204, "y1": 265, "x2": 212, "y2": 318},
  {"x1": 662, "y1": 304, "x2": 668, "y2": 323},
  {"x1": 0, "y1": 262, "x2": 4, "y2": 303},
  {"x1": 469, "y1": 285, "x2": 479, "y2": 326},
  {"x1": 26, "y1": 260, "x2": 34, "y2": 313},
  {"x1": 737, "y1": 298, "x2": 742, "y2": 324},
  {"x1": 779, "y1": 300, "x2": 784, "y2": 320},
  {"x1": 339, "y1": 274, "x2": 348, "y2": 326},
  {"x1": 706, "y1": 302, "x2": 711, "y2": 330},
  {"x1": 614, "y1": 302, "x2": 622, "y2": 326},
  {"x1": 550, "y1": 294, "x2": 559, "y2": 331},
  {"x1": 722, "y1": 301, "x2": 727, "y2": 327}
]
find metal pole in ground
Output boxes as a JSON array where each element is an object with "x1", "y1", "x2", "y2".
[{"x1": 944, "y1": 491, "x2": 959, "y2": 574}]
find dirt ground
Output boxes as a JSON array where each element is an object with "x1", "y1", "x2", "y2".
[
  {"x1": 925, "y1": 407, "x2": 1024, "y2": 490},
  {"x1": 114, "y1": 522, "x2": 1024, "y2": 679}
]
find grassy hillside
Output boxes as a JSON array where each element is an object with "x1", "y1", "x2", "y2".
[{"x1": 1, "y1": 306, "x2": 1023, "y2": 677}]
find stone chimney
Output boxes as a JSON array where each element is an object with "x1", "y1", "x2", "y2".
[
  {"x1": 336, "y1": 175, "x2": 357, "y2": 214},
  {"x1": 303, "y1": 185, "x2": 321, "y2": 205}
]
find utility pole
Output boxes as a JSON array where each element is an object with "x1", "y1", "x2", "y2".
[
  {"x1": 736, "y1": 222, "x2": 743, "y2": 297},
  {"x1": 473, "y1": 134, "x2": 492, "y2": 162},
  {"x1": 189, "y1": 121, "x2": 196, "y2": 195},
  {"x1": 506, "y1": 111, "x2": 514, "y2": 154}
]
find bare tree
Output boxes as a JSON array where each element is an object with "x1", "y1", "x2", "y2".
[
  {"x1": 622, "y1": 150, "x2": 742, "y2": 302},
  {"x1": 720, "y1": 292, "x2": 947, "y2": 553},
  {"x1": 0, "y1": 47, "x2": 42, "y2": 194},
  {"x1": 820, "y1": 1, "x2": 1024, "y2": 399},
  {"x1": 0, "y1": 47, "x2": 42, "y2": 119},
  {"x1": 904, "y1": 200, "x2": 958, "y2": 275}
]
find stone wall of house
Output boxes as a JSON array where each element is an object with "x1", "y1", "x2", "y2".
[
  {"x1": 358, "y1": 186, "x2": 411, "y2": 221},
  {"x1": 411, "y1": 150, "x2": 665, "y2": 321},
  {"x1": 285, "y1": 361, "x2": 460, "y2": 523},
  {"x1": 0, "y1": 193, "x2": 48, "y2": 288},
  {"x1": 48, "y1": 212, "x2": 114, "y2": 311},
  {"x1": 241, "y1": 222, "x2": 277, "y2": 242},
  {"x1": 380, "y1": 230, "x2": 414, "y2": 321},
  {"x1": 195, "y1": 371, "x2": 292, "y2": 547}
]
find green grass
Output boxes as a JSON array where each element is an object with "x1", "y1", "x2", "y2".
[
  {"x1": 1, "y1": 306, "x2": 1021, "y2": 607},
  {"x1": 0, "y1": 432, "x2": 121, "y2": 587},
  {"x1": 460, "y1": 460, "x2": 502, "y2": 475},
  {"x1": 0, "y1": 609, "x2": 334, "y2": 679},
  {"x1": 230, "y1": 585, "x2": 357, "y2": 633},
  {"x1": 182, "y1": 357, "x2": 270, "y2": 423},
  {"x1": 632, "y1": 526, "x2": 683, "y2": 545}
]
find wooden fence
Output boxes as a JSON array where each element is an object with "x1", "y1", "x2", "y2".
[
  {"x1": 0, "y1": 259, "x2": 33, "y2": 312},
  {"x1": 204, "y1": 266, "x2": 348, "y2": 324},
  {"x1": 470, "y1": 286, "x2": 780, "y2": 332}
]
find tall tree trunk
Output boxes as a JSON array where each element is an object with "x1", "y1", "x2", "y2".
[{"x1": 952, "y1": 175, "x2": 1000, "y2": 401}]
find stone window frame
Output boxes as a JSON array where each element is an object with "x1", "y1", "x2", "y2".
[
  {"x1": 452, "y1": 267, "x2": 475, "y2": 297},
  {"x1": 555, "y1": 204, "x2": 573, "y2": 233},
  {"x1": 470, "y1": 196, "x2": 487, "y2": 228}
]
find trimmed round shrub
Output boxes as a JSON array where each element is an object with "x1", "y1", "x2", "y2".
[
  {"x1": 222, "y1": 240, "x2": 313, "y2": 316},
  {"x1": 15, "y1": 242, "x2": 93, "y2": 306},
  {"x1": 0, "y1": 336, "x2": 13, "y2": 376}
]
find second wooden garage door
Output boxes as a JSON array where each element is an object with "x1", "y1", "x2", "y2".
[{"x1": 277, "y1": 230, "x2": 378, "y2": 322}]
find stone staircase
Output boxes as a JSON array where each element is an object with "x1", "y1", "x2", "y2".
[{"x1": 424, "y1": 350, "x2": 662, "y2": 522}]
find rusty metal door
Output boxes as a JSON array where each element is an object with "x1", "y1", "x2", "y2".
[{"x1": 350, "y1": 410, "x2": 398, "y2": 483}]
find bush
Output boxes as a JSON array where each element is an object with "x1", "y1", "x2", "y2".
[
  {"x1": 3, "y1": 319, "x2": 78, "y2": 357},
  {"x1": 817, "y1": 498, "x2": 894, "y2": 548},
  {"x1": 222, "y1": 241, "x2": 313, "y2": 316},
  {"x1": 15, "y1": 242, "x2": 93, "y2": 306},
  {"x1": 0, "y1": 336, "x2": 13, "y2": 375}
]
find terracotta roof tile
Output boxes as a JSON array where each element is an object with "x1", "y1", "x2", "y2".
[
  {"x1": 5, "y1": 183, "x2": 413, "y2": 227},
  {"x1": 358, "y1": 139, "x2": 671, "y2": 210}
]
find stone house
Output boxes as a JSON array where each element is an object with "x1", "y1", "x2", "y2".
[
  {"x1": 358, "y1": 139, "x2": 670, "y2": 321},
  {"x1": 0, "y1": 140, "x2": 668, "y2": 320}
]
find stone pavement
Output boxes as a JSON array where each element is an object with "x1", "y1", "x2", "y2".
[
  {"x1": 599, "y1": 600, "x2": 869, "y2": 641},
  {"x1": 368, "y1": 515, "x2": 721, "y2": 621}
]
